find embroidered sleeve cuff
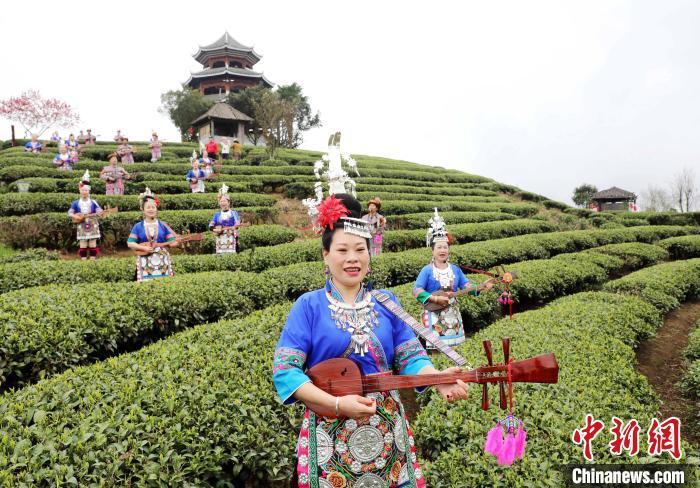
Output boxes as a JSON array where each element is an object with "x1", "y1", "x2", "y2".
[
  {"x1": 416, "y1": 291, "x2": 431, "y2": 304},
  {"x1": 273, "y1": 346, "x2": 309, "y2": 405},
  {"x1": 274, "y1": 369, "x2": 311, "y2": 405},
  {"x1": 394, "y1": 337, "x2": 432, "y2": 376}
]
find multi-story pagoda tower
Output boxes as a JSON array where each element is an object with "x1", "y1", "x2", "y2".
[{"x1": 186, "y1": 32, "x2": 273, "y2": 97}]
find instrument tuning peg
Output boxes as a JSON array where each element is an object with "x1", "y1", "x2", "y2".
[
  {"x1": 483, "y1": 340, "x2": 493, "y2": 366},
  {"x1": 482, "y1": 340, "x2": 493, "y2": 411},
  {"x1": 499, "y1": 337, "x2": 511, "y2": 410}
]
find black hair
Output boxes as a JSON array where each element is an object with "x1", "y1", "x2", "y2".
[{"x1": 321, "y1": 193, "x2": 370, "y2": 252}]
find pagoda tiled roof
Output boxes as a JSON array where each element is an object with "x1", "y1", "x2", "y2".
[
  {"x1": 201, "y1": 32, "x2": 254, "y2": 52},
  {"x1": 591, "y1": 186, "x2": 636, "y2": 200},
  {"x1": 194, "y1": 32, "x2": 261, "y2": 65},
  {"x1": 186, "y1": 67, "x2": 273, "y2": 88}
]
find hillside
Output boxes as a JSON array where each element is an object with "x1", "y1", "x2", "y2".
[{"x1": 0, "y1": 140, "x2": 698, "y2": 486}]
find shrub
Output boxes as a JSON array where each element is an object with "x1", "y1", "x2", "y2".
[
  {"x1": 390, "y1": 211, "x2": 518, "y2": 230},
  {"x1": 0, "y1": 248, "x2": 59, "y2": 265},
  {"x1": 603, "y1": 258, "x2": 700, "y2": 314},
  {"x1": 413, "y1": 292, "x2": 664, "y2": 486},
  {"x1": 0, "y1": 208, "x2": 282, "y2": 249},
  {"x1": 658, "y1": 235, "x2": 700, "y2": 260},
  {"x1": 0, "y1": 192, "x2": 276, "y2": 216}
]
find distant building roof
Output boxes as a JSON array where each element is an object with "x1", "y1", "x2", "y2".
[
  {"x1": 591, "y1": 186, "x2": 637, "y2": 200},
  {"x1": 191, "y1": 102, "x2": 254, "y2": 126},
  {"x1": 194, "y1": 32, "x2": 261, "y2": 65}
]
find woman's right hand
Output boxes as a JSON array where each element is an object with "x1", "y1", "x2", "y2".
[{"x1": 338, "y1": 395, "x2": 376, "y2": 419}]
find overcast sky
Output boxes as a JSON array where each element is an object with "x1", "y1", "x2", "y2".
[{"x1": 2, "y1": 0, "x2": 699, "y2": 205}]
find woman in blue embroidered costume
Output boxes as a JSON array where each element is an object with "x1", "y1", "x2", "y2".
[
  {"x1": 68, "y1": 171, "x2": 103, "y2": 260},
  {"x1": 53, "y1": 144, "x2": 73, "y2": 170},
  {"x1": 24, "y1": 134, "x2": 42, "y2": 153},
  {"x1": 209, "y1": 184, "x2": 242, "y2": 254},
  {"x1": 413, "y1": 208, "x2": 493, "y2": 348},
  {"x1": 187, "y1": 159, "x2": 206, "y2": 193},
  {"x1": 273, "y1": 194, "x2": 469, "y2": 488},
  {"x1": 127, "y1": 188, "x2": 178, "y2": 281}
]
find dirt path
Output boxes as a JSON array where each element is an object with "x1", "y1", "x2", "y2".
[{"x1": 636, "y1": 299, "x2": 700, "y2": 446}]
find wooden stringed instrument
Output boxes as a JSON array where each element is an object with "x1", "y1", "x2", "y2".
[
  {"x1": 305, "y1": 338, "x2": 558, "y2": 418},
  {"x1": 72, "y1": 206, "x2": 118, "y2": 224},
  {"x1": 214, "y1": 222, "x2": 251, "y2": 233},
  {"x1": 132, "y1": 232, "x2": 204, "y2": 256},
  {"x1": 423, "y1": 267, "x2": 519, "y2": 313}
]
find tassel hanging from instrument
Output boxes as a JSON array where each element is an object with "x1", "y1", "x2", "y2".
[
  {"x1": 483, "y1": 413, "x2": 526, "y2": 466},
  {"x1": 498, "y1": 291, "x2": 514, "y2": 320}
]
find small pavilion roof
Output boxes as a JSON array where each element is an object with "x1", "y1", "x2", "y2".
[
  {"x1": 591, "y1": 186, "x2": 636, "y2": 200},
  {"x1": 191, "y1": 102, "x2": 254, "y2": 125}
]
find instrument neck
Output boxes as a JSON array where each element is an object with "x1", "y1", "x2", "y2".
[{"x1": 362, "y1": 371, "x2": 479, "y2": 393}]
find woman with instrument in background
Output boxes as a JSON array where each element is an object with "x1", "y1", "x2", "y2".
[
  {"x1": 65, "y1": 133, "x2": 80, "y2": 151},
  {"x1": 209, "y1": 184, "x2": 243, "y2": 254},
  {"x1": 68, "y1": 171, "x2": 103, "y2": 260},
  {"x1": 413, "y1": 208, "x2": 493, "y2": 348},
  {"x1": 100, "y1": 153, "x2": 131, "y2": 195},
  {"x1": 127, "y1": 188, "x2": 179, "y2": 281},
  {"x1": 149, "y1": 132, "x2": 163, "y2": 162},
  {"x1": 187, "y1": 159, "x2": 207, "y2": 193},
  {"x1": 362, "y1": 196, "x2": 386, "y2": 257},
  {"x1": 53, "y1": 144, "x2": 73, "y2": 170},
  {"x1": 273, "y1": 194, "x2": 468, "y2": 488},
  {"x1": 117, "y1": 137, "x2": 135, "y2": 164}
]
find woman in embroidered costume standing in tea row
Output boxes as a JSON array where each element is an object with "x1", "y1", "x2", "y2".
[
  {"x1": 68, "y1": 171, "x2": 103, "y2": 260},
  {"x1": 209, "y1": 184, "x2": 242, "y2": 254},
  {"x1": 413, "y1": 208, "x2": 493, "y2": 348},
  {"x1": 127, "y1": 188, "x2": 178, "y2": 281},
  {"x1": 273, "y1": 194, "x2": 469, "y2": 488}
]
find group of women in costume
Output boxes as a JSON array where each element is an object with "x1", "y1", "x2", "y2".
[
  {"x1": 273, "y1": 193, "x2": 493, "y2": 488},
  {"x1": 61, "y1": 138, "x2": 492, "y2": 486},
  {"x1": 67, "y1": 177, "x2": 243, "y2": 274}
]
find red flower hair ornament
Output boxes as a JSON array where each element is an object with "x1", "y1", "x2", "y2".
[{"x1": 314, "y1": 195, "x2": 349, "y2": 232}]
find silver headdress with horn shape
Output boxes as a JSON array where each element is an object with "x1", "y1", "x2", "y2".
[
  {"x1": 139, "y1": 187, "x2": 155, "y2": 209},
  {"x1": 218, "y1": 183, "x2": 230, "y2": 201},
  {"x1": 426, "y1": 207, "x2": 449, "y2": 247},
  {"x1": 302, "y1": 132, "x2": 369, "y2": 238},
  {"x1": 79, "y1": 170, "x2": 91, "y2": 190},
  {"x1": 303, "y1": 131, "x2": 360, "y2": 217}
]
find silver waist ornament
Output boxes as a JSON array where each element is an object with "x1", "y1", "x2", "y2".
[{"x1": 326, "y1": 290, "x2": 380, "y2": 356}]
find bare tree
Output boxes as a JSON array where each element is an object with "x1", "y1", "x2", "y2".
[
  {"x1": 640, "y1": 184, "x2": 673, "y2": 211},
  {"x1": 669, "y1": 167, "x2": 697, "y2": 212}
]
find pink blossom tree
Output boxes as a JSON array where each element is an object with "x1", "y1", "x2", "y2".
[{"x1": 0, "y1": 90, "x2": 80, "y2": 138}]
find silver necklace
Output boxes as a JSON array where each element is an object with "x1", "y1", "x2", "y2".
[{"x1": 326, "y1": 284, "x2": 380, "y2": 356}]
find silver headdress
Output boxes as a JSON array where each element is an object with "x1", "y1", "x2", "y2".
[
  {"x1": 79, "y1": 170, "x2": 91, "y2": 190},
  {"x1": 218, "y1": 183, "x2": 230, "y2": 201},
  {"x1": 139, "y1": 187, "x2": 156, "y2": 209},
  {"x1": 341, "y1": 216, "x2": 372, "y2": 239},
  {"x1": 426, "y1": 207, "x2": 449, "y2": 247},
  {"x1": 303, "y1": 132, "x2": 367, "y2": 238}
]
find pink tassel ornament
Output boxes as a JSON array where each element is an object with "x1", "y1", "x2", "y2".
[
  {"x1": 497, "y1": 432, "x2": 517, "y2": 466},
  {"x1": 484, "y1": 414, "x2": 526, "y2": 466},
  {"x1": 484, "y1": 425, "x2": 503, "y2": 456},
  {"x1": 514, "y1": 425, "x2": 527, "y2": 459}
]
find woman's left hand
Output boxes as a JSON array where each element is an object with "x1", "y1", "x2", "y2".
[{"x1": 434, "y1": 367, "x2": 469, "y2": 403}]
